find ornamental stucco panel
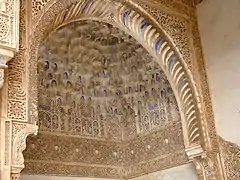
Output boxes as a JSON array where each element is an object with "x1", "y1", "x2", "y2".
[
  {"x1": 0, "y1": 0, "x2": 19, "y2": 87},
  {"x1": 0, "y1": 0, "x2": 18, "y2": 50}
]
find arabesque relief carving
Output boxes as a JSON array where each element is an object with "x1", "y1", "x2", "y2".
[
  {"x1": 0, "y1": 0, "x2": 19, "y2": 87},
  {"x1": 2, "y1": 0, "x2": 233, "y2": 180},
  {"x1": 220, "y1": 137, "x2": 240, "y2": 180}
]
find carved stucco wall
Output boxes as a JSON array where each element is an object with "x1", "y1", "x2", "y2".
[
  {"x1": 197, "y1": 0, "x2": 240, "y2": 179},
  {"x1": 197, "y1": 0, "x2": 240, "y2": 146},
  {"x1": 219, "y1": 138, "x2": 240, "y2": 180},
  {"x1": 22, "y1": 20, "x2": 187, "y2": 179}
]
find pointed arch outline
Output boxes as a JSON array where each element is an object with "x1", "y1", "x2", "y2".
[{"x1": 27, "y1": 0, "x2": 207, "y2": 158}]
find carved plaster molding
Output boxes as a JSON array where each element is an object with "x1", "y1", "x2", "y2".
[{"x1": 11, "y1": 123, "x2": 38, "y2": 174}]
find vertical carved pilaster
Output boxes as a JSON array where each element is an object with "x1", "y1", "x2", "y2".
[{"x1": 0, "y1": 0, "x2": 19, "y2": 88}]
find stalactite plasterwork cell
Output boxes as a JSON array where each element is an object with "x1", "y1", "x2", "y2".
[{"x1": 37, "y1": 20, "x2": 180, "y2": 140}]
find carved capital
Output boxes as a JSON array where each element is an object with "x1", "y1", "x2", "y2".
[
  {"x1": 185, "y1": 145, "x2": 204, "y2": 159},
  {"x1": 11, "y1": 123, "x2": 38, "y2": 174}
]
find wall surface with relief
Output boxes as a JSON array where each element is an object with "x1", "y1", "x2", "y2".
[{"x1": 197, "y1": 0, "x2": 240, "y2": 145}]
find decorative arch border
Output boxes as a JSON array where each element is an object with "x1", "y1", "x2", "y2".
[
  {"x1": 28, "y1": 0, "x2": 203, "y2": 154},
  {"x1": 25, "y1": 0, "x2": 223, "y2": 179}
]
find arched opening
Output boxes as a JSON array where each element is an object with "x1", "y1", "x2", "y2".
[
  {"x1": 23, "y1": 19, "x2": 197, "y2": 179},
  {"x1": 27, "y1": 0, "x2": 205, "y2": 153},
  {"x1": 16, "y1": 0, "x2": 227, "y2": 179}
]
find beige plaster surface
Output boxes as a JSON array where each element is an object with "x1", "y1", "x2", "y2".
[{"x1": 197, "y1": 0, "x2": 240, "y2": 145}]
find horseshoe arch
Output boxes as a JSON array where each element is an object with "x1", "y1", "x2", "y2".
[{"x1": 24, "y1": 0, "x2": 222, "y2": 179}]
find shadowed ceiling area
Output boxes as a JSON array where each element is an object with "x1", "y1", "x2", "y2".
[{"x1": 23, "y1": 20, "x2": 188, "y2": 179}]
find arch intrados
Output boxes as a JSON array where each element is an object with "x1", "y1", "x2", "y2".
[{"x1": 28, "y1": 0, "x2": 204, "y2": 157}]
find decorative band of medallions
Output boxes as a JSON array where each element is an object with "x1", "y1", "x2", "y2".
[
  {"x1": 30, "y1": 0, "x2": 203, "y2": 152},
  {"x1": 118, "y1": 6, "x2": 201, "y2": 148}
]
